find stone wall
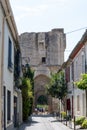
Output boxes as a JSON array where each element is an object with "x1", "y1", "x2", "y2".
[
  {"x1": 19, "y1": 28, "x2": 66, "y2": 112},
  {"x1": 19, "y1": 28, "x2": 66, "y2": 67}
]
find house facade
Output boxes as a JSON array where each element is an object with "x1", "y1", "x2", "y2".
[
  {"x1": 0, "y1": 0, "x2": 22, "y2": 130},
  {"x1": 65, "y1": 30, "x2": 87, "y2": 118}
]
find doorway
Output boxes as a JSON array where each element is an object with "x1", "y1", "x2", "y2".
[
  {"x1": 14, "y1": 96, "x2": 17, "y2": 127},
  {"x1": 3, "y1": 86, "x2": 6, "y2": 130}
]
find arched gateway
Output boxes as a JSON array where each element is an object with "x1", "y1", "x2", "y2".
[
  {"x1": 19, "y1": 28, "x2": 66, "y2": 113},
  {"x1": 34, "y1": 74, "x2": 52, "y2": 112}
]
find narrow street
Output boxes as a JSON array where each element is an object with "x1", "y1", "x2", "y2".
[
  {"x1": 18, "y1": 114, "x2": 71, "y2": 130},
  {"x1": 1, "y1": 1, "x2": 87, "y2": 130}
]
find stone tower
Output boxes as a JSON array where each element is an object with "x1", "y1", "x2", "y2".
[{"x1": 19, "y1": 28, "x2": 66, "y2": 112}]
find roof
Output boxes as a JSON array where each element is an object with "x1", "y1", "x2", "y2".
[
  {"x1": 69, "y1": 29, "x2": 87, "y2": 59},
  {"x1": 59, "y1": 30, "x2": 87, "y2": 70}
]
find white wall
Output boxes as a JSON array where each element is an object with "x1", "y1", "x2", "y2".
[
  {"x1": 3, "y1": 20, "x2": 14, "y2": 128},
  {"x1": 3, "y1": 21, "x2": 14, "y2": 87}
]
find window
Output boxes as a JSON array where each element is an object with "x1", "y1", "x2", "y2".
[
  {"x1": 39, "y1": 41, "x2": 44, "y2": 50},
  {"x1": 76, "y1": 60, "x2": 78, "y2": 78},
  {"x1": 71, "y1": 62, "x2": 74, "y2": 81},
  {"x1": 82, "y1": 54, "x2": 85, "y2": 73},
  {"x1": 8, "y1": 38, "x2": 13, "y2": 70},
  {"x1": 7, "y1": 90, "x2": 11, "y2": 122},
  {"x1": 77, "y1": 95, "x2": 80, "y2": 111},
  {"x1": 67, "y1": 99, "x2": 71, "y2": 110},
  {"x1": 42, "y1": 57, "x2": 46, "y2": 63},
  {"x1": 83, "y1": 94, "x2": 85, "y2": 115},
  {"x1": 39, "y1": 41, "x2": 44, "y2": 45}
]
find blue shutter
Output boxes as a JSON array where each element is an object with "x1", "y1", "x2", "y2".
[{"x1": 8, "y1": 38, "x2": 13, "y2": 71}]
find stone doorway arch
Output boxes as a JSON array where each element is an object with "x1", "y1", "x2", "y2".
[{"x1": 34, "y1": 74, "x2": 52, "y2": 113}]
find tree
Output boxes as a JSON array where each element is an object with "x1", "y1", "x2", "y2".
[
  {"x1": 75, "y1": 74, "x2": 87, "y2": 90},
  {"x1": 75, "y1": 74, "x2": 87, "y2": 116},
  {"x1": 46, "y1": 71, "x2": 67, "y2": 104},
  {"x1": 21, "y1": 65, "x2": 34, "y2": 121}
]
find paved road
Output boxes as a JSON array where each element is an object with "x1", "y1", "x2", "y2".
[{"x1": 18, "y1": 114, "x2": 72, "y2": 130}]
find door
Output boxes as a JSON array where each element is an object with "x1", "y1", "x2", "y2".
[
  {"x1": 14, "y1": 96, "x2": 17, "y2": 127},
  {"x1": 4, "y1": 86, "x2": 6, "y2": 130}
]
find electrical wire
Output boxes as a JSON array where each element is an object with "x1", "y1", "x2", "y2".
[
  {"x1": 20, "y1": 26, "x2": 87, "y2": 59},
  {"x1": 66, "y1": 26, "x2": 87, "y2": 34}
]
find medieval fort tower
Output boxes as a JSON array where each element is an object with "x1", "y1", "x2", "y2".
[{"x1": 19, "y1": 28, "x2": 66, "y2": 112}]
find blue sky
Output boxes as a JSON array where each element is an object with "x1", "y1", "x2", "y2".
[{"x1": 10, "y1": 0, "x2": 87, "y2": 61}]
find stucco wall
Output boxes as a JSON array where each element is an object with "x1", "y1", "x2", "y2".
[{"x1": 2, "y1": 19, "x2": 14, "y2": 129}]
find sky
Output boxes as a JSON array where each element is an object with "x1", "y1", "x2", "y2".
[{"x1": 9, "y1": 0, "x2": 87, "y2": 61}]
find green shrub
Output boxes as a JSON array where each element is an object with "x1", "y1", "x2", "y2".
[
  {"x1": 75, "y1": 116, "x2": 85, "y2": 125},
  {"x1": 61, "y1": 111, "x2": 66, "y2": 118},
  {"x1": 23, "y1": 98, "x2": 30, "y2": 121},
  {"x1": 82, "y1": 119, "x2": 87, "y2": 129},
  {"x1": 22, "y1": 78, "x2": 33, "y2": 121}
]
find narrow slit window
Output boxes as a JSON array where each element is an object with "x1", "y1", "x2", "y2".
[{"x1": 42, "y1": 57, "x2": 46, "y2": 63}]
